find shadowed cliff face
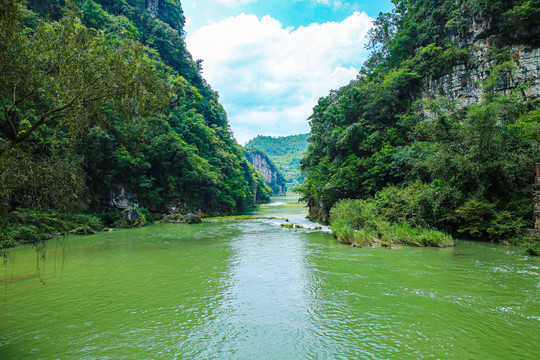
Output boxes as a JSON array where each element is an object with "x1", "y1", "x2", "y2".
[
  {"x1": 146, "y1": 0, "x2": 159, "y2": 17},
  {"x1": 244, "y1": 148, "x2": 287, "y2": 196}
]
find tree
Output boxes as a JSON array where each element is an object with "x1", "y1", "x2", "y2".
[{"x1": 0, "y1": 0, "x2": 167, "y2": 154}]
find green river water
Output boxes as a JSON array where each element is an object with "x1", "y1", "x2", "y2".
[{"x1": 1, "y1": 195, "x2": 539, "y2": 359}]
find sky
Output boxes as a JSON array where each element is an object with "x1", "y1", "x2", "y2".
[{"x1": 183, "y1": 0, "x2": 394, "y2": 144}]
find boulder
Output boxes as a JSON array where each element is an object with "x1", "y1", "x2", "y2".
[
  {"x1": 70, "y1": 225, "x2": 97, "y2": 235},
  {"x1": 163, "y1": 213, "x2": 202, "y2": 224},
  {"x1": 182, "y1": 213, "x2": 202, "y2": 224},
  {"x1": 124, "y1": 208, "x2": 142, "y2": 224}
]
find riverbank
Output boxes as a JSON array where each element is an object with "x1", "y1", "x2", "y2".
[
  {"x1": 327, "y1": 198, "x2": 540, "y2": 254},
  {"x1": 0, "y1": 207, "x2": 165, "y2": 248},
  {"x1": 3, "y1": 199, "x2": 538, "y2": 256},
  {"x1": 0, "y1": 209, "x2": 105, "y2": 248}
]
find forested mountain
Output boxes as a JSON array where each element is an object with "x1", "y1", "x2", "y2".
[
  {"x1": 299, "y1": 0, "x2": 540, "y2": 243},
  {"x1": 243, "y1": 147, "x2": 287, "y2": 196},
  {"x1": 245, "y1": 134, "x2": 309, "y2": 189},
  {"x1": 0, "y1": 0, "x2": 271, "y2": 246}
]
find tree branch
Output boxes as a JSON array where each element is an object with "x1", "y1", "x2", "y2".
[
  {"x1": 8, "y1": 97, "x2": 78, "y2": 149},
  {"x1": 13, "y1": 62, "x2": 59, "y2": 107},
  {"x1": 1, "y1": 96, "x2": 18, "y2": 140}
]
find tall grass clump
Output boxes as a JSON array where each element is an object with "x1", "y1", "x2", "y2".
[{"x1": 329, "y1": 199, "x2": 453, "y2": 248}]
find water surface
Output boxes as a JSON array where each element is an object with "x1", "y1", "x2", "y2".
[{"x1": 1, "y1": 195, "x2": 539, "y2": 359}]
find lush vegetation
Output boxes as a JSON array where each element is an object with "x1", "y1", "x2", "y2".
[
  {"x1": 245, "y1": 134, "x2": 309, "y2": 189},
  {"x1": 299, "y1": 0, "x2": 540, "y2": 250},
  {"x1": 330, "y1": 198, "x2": 453, "y2": 248},
  {"x1": 0, "y1": 0, "x2": 271, "y2": 247}
]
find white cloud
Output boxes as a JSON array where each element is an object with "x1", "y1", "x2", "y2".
[{"x1": 187, "y1": 11, "x2": 373, "y2": 144}]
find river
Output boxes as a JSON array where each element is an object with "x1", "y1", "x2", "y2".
[{"x1": 1, "y1": 195, "x2": 539, "y2": 359}]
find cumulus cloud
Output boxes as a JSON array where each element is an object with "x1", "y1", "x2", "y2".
[{"x1": 187, "y1": 11, "x2": 373, "y2": 144}]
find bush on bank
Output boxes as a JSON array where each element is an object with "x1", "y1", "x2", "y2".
[
  {"x1": 1, "y1": 209, "x2": 104, "y2": 248},
  {"x1": 330, "y1": 198, "x2": 454, "y2": 248}
]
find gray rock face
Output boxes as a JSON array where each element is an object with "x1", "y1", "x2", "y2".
[
  {"x1": 146, "y1": 0, "x2": 159, "y2": 17},
  {"x1": 182, "y1": 214, "x2": 202, "y2": 224},
  {"x1": 421, "y1": 45, "x2": 540, "y2": 111},
  {"x1": 109, "y1": 186, "x2": 139, "y2": 209},
  {"x1": 248, "y1": 152, "x2": 287, "y2": 196},
  {"x1": 124, "y1": 208, "x2": 142, "y2": 224},
  {"x1": 419, "y1": 14, "x2": 539, "y2": 115}
]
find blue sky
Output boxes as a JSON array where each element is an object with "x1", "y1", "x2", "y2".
[{"x1": 183, "y1": 0, "x2": 394, "y2": 144}]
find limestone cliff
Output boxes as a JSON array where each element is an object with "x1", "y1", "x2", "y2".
[
  {"x1": 145, "y1": 0, "x2": 159, "y2": 17},
  {"x1": 421, "y1": 45, "x2": 539, "y2": 109},
  {"x1": 244, "y1": 147, "x2": 287, "y2": 196},
  {"x1": 420, "y1": 17, "x2": 539, "y2": 110}
]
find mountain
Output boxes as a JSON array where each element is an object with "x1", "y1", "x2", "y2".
[
  {"x1": 244, "y1": 147, "x2": 287, "y2": 196},
  {"x1": 299, "y1": 0, "x2": 540, "y2": 242},
  {"x1": 245, "y1": 134, "x2": 310, "y2": 190},
  {"x1": 0, "y1": 0, "x2": 272, "y2": 245}
]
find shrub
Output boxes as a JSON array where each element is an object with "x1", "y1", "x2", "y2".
[
  {"x1": 487, "y1": 211, "x2": 527, "y2": 241},
  {"x1": 329, "y1": 200, "x2": 453, "y2": 248},
  {"x1": 98, "y1": 211, "x2": 123, "y2": 226},
  {"x1": 329, "y1": 198, "x2": 379, "y2": 231},
  {"x1": 1, "y1": 208, "x2": 104, "y2": 248},
  {"x1": 454, "y1": 198, "x2": 496, "y2": 238}
]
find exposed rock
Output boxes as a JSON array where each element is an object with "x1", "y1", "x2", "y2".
[
  {"x1": 244, "y1": 147, "x2": 287, "y2": 196},
  {"x1": 145, "y1": 0, "x2": 159, "y2": 17},
  {"x1": 419, "y1": 14, "x2": 540, "y2": 115},
  {"x1": 124, "y1": 208, "x2": 143, "y2": 224},
  {"x1": 163, "y1": 213, "x2": 202, "y2": 224},
  {"x1": 421, "y1": 44, "x2": 540, "y2": 111},
  {"x1": 109, "y1": 186, "x2": 139, "y2": 209},
  {"x1": 182, "y1": 214, "x2": 202, "y2": 224},
  {"x1": 70, "y1": 225, "x2": 97, "y2": 235}
]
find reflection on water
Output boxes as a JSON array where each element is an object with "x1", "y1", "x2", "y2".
[
  {"x1": 1, "y1": 196, "x2": 539, "y2": 359},
  {"x1": 185, "y1": 220, "x2": 316, "y2": 359}
]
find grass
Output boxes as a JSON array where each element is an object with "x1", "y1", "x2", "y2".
[{"x1": 331, "y1": 220, "x2": 454, "y2": 248}]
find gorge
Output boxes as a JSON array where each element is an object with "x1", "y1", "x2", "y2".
[{"x1": 1, "y1": 1, "x2": 540, "y2": 358}]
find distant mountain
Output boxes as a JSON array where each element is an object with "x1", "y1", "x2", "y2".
[{"x1": 245, "y1": 134, "x2": 310, "y2": 190}]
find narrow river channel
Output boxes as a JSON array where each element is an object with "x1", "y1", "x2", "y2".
[{"x1": 1, "y1": 195, "x2": 539, "y2": 359}]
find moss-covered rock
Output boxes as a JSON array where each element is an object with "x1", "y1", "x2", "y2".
[{"x1": 163, "y1": 213, "x2": 202, "y2": 224}]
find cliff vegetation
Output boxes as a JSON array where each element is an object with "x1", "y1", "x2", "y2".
[
  {"x1": 245, "y1": 134, "x2": 309, "y2": 189},
  {"x1": 0, "y1": 0, "x2": 271, "y2": 247},
  {"x1": 299, "y1": 0, "x2": 540, "y2": 249}
]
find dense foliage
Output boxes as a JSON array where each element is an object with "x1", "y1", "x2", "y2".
[
  {"x1": 299, "y1": 0, "x2": 540, "y2": 245},
  {"x1": 329, "y1": 198, "x2": 453, "y2": 248},
  {"x1": 0, "y1": 0, "x2": 270, "y2": 247},
  {"x1": 245, "y1": 134, "x2": 309, "y2": 189}
]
